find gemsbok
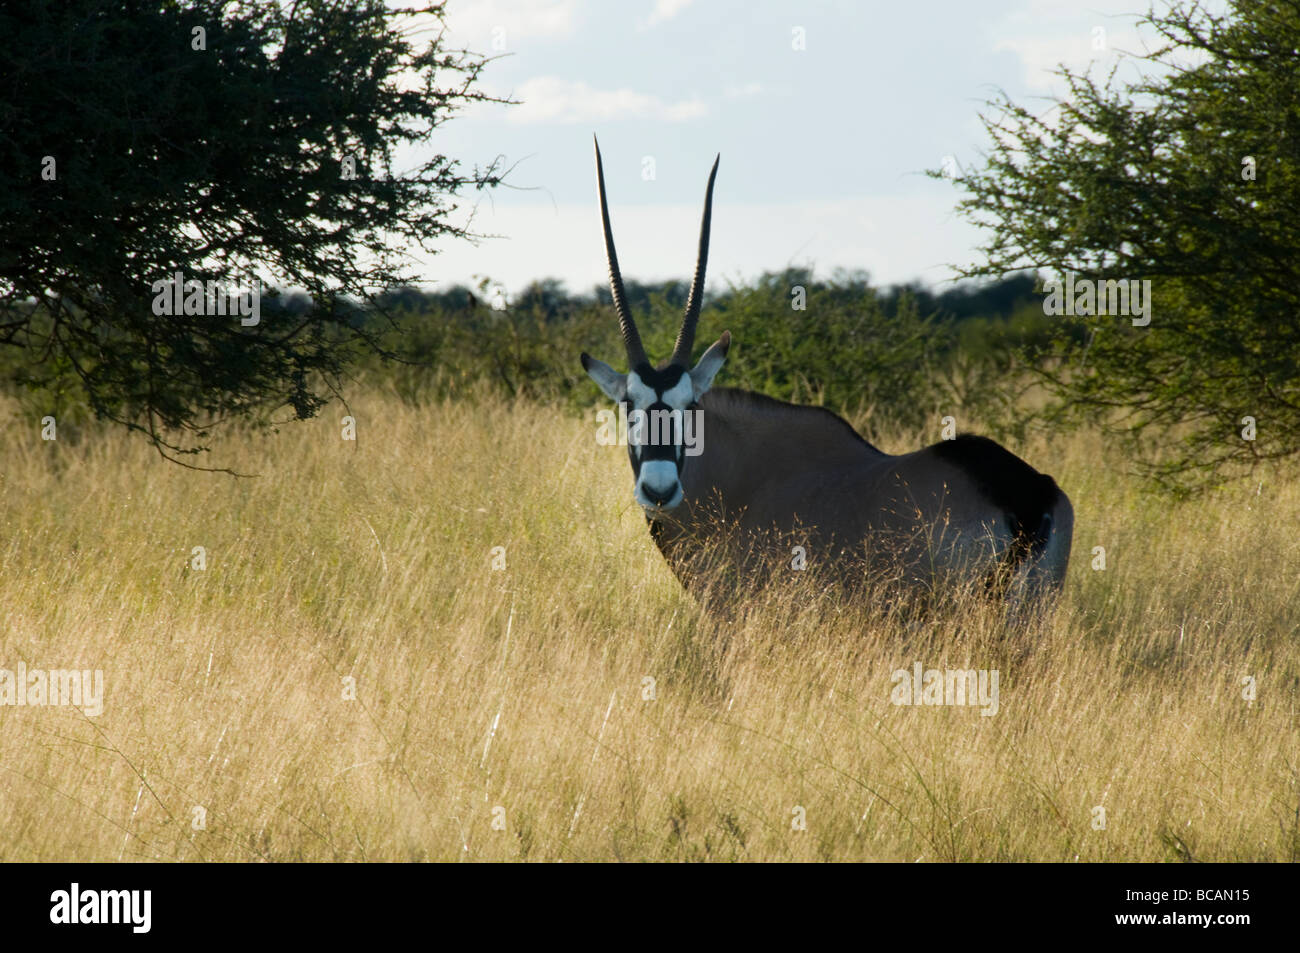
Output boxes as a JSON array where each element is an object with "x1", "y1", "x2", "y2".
[{"x1": 581, "y1": 139, "x2": 1073, "y2": 616}]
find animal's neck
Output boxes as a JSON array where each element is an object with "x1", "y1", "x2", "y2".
[
  {"x1": 646, "y1": 388, "x2": 886, "y2": 589},
  {"x1": 680, "y1": 387, "x2": 884, "y2": 511}
]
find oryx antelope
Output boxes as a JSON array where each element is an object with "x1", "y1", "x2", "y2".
[{"x1": 581, "y1": 139, "x2": 1073, "y2": 613}]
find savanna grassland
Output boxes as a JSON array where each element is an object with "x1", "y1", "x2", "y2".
[{"x1": 1, "y1": 386, "x2": 1297, "y2": 862}]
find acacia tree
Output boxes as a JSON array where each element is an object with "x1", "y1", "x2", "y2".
[
  {"x1": 941, "y1": 0, "x2": 1300, "y2": 493},
  {"x1": 0, "y1": 0, "x2": 506, "y2": 463}
]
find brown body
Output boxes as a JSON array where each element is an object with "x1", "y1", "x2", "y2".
[{"x1": 649, "y1": 388, "x2": 1074, "y2": 608}]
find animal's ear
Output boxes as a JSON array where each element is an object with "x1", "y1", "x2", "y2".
[
  {"x1": 581, "y1": 353, "x2": 627, "y2": 401},
  {"x1": 688, "y1": 331, "x2": 730, "y2": 399}
]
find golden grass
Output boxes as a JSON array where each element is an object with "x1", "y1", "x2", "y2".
[{"x1": 0, "y1": 386, "x2": 1297, "y2": 861}]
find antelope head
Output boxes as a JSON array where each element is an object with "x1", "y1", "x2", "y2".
[{"x1": 581, "y1": 137, "x2": 731, "y2": 513}]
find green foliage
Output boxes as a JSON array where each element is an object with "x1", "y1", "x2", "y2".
[
  {"x1": 0, "y1": 0, "x2": 505, "y2": 464},
  {"x1": 939, "y1": 0, "x2": 1300, "y2": 493},
  {"x1": 361, "y1": 279, "x2": 623, "y2": 408},
  {"x1": 358, "y1": 267, "x2": 982, "y2": 431},
  {"x1": 706, "y1": 269, "x2": 941, "y2": 430}
]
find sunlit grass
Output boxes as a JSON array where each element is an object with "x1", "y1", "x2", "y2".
[{"x1": 0, "y1": 386, "x2": 1296, "y2": 861}]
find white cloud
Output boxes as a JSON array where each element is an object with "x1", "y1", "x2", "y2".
[
  {"x1": 504, "y1": 76, "x2": 707, "y2": 124},
  {"x1": 988, "y1": 0, "x2": 1150, "y2": 91},
  {"x1": 638, "y1": 0, "x2": 695, "y2": 31},
  {"x1": 440, "y1": 0, "x2": 578, "y2": 50}
]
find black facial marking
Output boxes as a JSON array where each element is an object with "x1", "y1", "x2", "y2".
[
  {"x1": 626, "y1": 364, "x2": 693, "y2": 477},
  {"x1": 632, "y1": 363, "x2": 688, "y2": 392}
]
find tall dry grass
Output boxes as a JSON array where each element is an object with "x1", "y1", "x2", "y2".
[{"x1": 0, "y1": 386, "x2": 1296, "y2": 861}]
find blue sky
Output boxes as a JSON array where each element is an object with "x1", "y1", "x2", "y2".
[{"x1": 407, "y1": 0, "x2": 1197, "y2": 302}]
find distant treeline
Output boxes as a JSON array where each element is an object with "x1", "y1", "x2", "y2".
[
  {"x1": 361, "y1": 269, "x2": 1071, "y2": 433},
  {"x1": 1, "y1": 270, "x2": 1075, "y2": 440}
]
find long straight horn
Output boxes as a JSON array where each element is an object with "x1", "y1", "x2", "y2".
[
  {"x1": 670, "y1": 154, "x2": 720, "y2": 367},
  {"x1": 594, "y1": 136, "x2": 649, "y2": 369}
]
